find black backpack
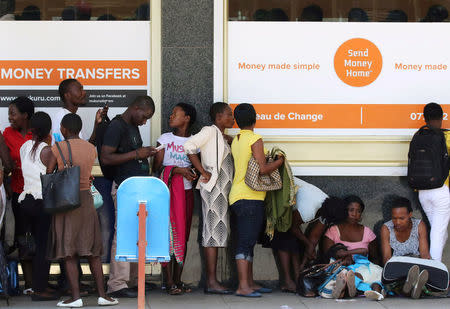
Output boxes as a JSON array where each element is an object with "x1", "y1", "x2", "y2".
[
  {"x1": 407, "y1": 125, "x2": 449, "y2": 190},
  {"x1": 95, "y1": 115, "x2": 126, "y2": 181}
]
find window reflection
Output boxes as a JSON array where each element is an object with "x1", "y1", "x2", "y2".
[
  {"x1": 0, "y1": 0, "x2": 150, "y2": 20},
  {"x1": 228, "y1": 0, "x2": 450, "y2": 22},
  {"x1": 348, "y1": 8, "x2": 369, "y2": 22},
  {"x1": 299, "y1": 5, "x2": 323, "y2": 22},
  {"x1": 386, "y1": 10, "x2": 408, "y2": 22}
]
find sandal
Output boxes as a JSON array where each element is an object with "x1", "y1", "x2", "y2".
[
  {"x1": 346, "y1": 270, "x2": 356, "y2": 298},
  {"x1": 281, "y1": 288, "x2": 296, "y2": 294},
  {"x1": 167, "y1": 285, "x2": 183, "y2": 296},
  {"x1": 332, "y1": 271, "x2": 347, "y2": 299},
  {"x1": 364, "y1": 290, "x2": 385, "y2": 301},
  {"x1": 177, "y1": 282, "x2": 192, "y2": 293}
]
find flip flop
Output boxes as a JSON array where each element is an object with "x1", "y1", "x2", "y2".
[
  {"x1": 364, "y1": 290, "x2": 385, "y2": 301},
  {"x1": 255, "y1": 287, "x2": 272, "y2": 293},
  {"x1": 332, "y1": 271, "x2": 347, "y2": 299},
  {"x1": 346, "y1": 270, "x2": 356, "y2": 298},
  {"x1": 281, "y1": 288, "x2": 296, "y2": 294},
  {"x1": 235, "y1": 291, "x2": 262, "y2": 298},
  {"x1": 167, "y1": 285, "x2": 183, "y2": 296},
  {"x1": 177, "y1": 282, "x2": 192, "y2": 293},
  {"x1": 204, "y1": 288, "x2": 233, "y2": 295}
]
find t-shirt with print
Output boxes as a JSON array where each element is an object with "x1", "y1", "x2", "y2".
[
  {"x1": 102, "y1": 116, "x2": 149, "y2": 185},
  {"x1": 157, "y1": 132, "x2": 197, "y2": 190}
]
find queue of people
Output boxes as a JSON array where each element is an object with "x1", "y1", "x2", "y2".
[{"x1": 0, "y1": 79, "x2": 449, "y2": 306}]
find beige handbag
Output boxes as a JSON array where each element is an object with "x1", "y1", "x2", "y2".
[{"x1": 245, "y1": 154, "x2": 282, "y2": 191}]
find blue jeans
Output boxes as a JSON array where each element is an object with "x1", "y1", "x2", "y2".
[{"x1": 230, "y1": 199, "x2": 265, "y2": 262}]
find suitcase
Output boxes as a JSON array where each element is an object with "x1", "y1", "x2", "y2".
[{"x1": 383, "y1": 256, "x2": 449, "y2": 291}]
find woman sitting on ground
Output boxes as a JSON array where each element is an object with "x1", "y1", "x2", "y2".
[
  {"x1": 273, "y1": 193, "x2": 347, "y2": 294},
  {"x1": 322, "y1": 195, "x2": 384, "y2": 300},
  {"x1": 380, "y1": 196, "x2": 431, "y2": 299}
]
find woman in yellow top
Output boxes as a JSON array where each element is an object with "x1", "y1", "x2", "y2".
[{"x1": 229, "y1": 103, "x2": 284, "y2": 298}]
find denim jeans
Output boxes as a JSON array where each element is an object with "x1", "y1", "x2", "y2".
[{"x1": 230, "y1": 199, "x2": 265, "y2": 262}]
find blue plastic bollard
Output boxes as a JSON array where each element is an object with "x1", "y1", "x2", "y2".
[{"x1": 115, "y1": 176, "x2": 170, "y2": 263}]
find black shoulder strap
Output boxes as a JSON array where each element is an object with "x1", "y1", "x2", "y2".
[
  {"x1": 55, "y1": 141, "x2": 70, "y2": 168},
  {"x1": 418, "y1": 125, "x2": 444, "y2": 135},
  {"x1": 65, "y1": 140, "x2": 73, "y2": 167}
]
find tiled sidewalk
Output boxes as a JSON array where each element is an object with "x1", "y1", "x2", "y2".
[{"x1": 4, "y1": 289, "x2": 450, "y2": 309}]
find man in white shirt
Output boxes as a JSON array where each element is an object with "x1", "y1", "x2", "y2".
[{"x1": 52, "y1": 79, "x2": 106, "y2": 144}]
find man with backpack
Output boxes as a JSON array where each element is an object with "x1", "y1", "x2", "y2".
[
  {"x1": 99, "y1": 95, "x2": 157, "y2": 298},
  {"x1": 408, "y1": 102, "x2": 450, "y2": 262}
]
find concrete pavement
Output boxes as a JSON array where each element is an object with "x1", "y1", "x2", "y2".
[{"x1": 4, "y1": 290, "x2": 450, "y2": 309}]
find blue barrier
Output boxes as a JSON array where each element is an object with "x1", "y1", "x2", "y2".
[{"x1": 115, "y1": 176, "x2": 170, "y2": 263}]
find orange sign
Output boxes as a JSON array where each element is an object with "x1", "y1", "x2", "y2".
[
  {"x1": 230, "y1": 104, "x2": 450, "y2": 129},
  {"x1": 334, "y1": 38, "x2": 383, "y2": 87},
  {"x1": 0, "y1": 60, "x2": 147, "y2": 86}
]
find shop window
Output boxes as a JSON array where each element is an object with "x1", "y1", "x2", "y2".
[
  {"x1": 0, "y1": 0, "x2": 150, "y2": 20},
  {"x1": 228, "y1": 0, "x2": 450, "y2": 22}
]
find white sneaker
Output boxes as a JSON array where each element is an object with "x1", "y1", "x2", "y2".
[
  {"x1": 98, "y1": 297, "x2": 119, "y2": 306},
  {"x1": 57, "y1": 298, "x2": 83, "y2": 307},
  {"x1": 23, "y1": 288, "x2": 34, "y2": 295},
  {"x1": 364, "y1": 290, "x2": 384, "y2": 301}
]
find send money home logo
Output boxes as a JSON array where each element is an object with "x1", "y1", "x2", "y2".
[{"x1": 334, "y1": 38, "x2": 383, "y2": 87}]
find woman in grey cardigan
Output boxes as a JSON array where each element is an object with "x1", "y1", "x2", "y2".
[{"x1": 184, "y1": 102, "x2": 235, "y2": 295}]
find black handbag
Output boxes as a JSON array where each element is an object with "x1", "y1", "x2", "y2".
[
  {"x1": 16, "y1": 232, "x2": 35, "y2": 260},
  {"x1": 297, "y1": 259, "x2": 342, "y2": 297},
  {"x1": 41, "y1": 140, "x2": 81, "y2": 214}
]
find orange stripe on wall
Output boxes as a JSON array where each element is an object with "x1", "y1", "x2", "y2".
[
  {"x1": 0, "y1": 60, "x2": 147, "y2": 86},
  {"x1": 230, "y1": 104, "x2": 450, "y2": 129}
]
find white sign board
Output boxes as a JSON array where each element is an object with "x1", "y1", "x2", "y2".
[
  {"x1": 228, "y1": 22, "x2": 450, "y2": 135},
  {"x1": 0, "y1": 21, "x2": 151, "y2": 144}
]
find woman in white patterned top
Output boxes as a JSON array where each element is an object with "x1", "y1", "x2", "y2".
[
  {"x1": 185, "y1": 102, "x2": 235, "y2": 295},
  {"x1": 380, "y1": 197, "x2": 430, "y2": 265},
  {"x1": 380, "y1": 197, "x2": 431, "y2": 299}
]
